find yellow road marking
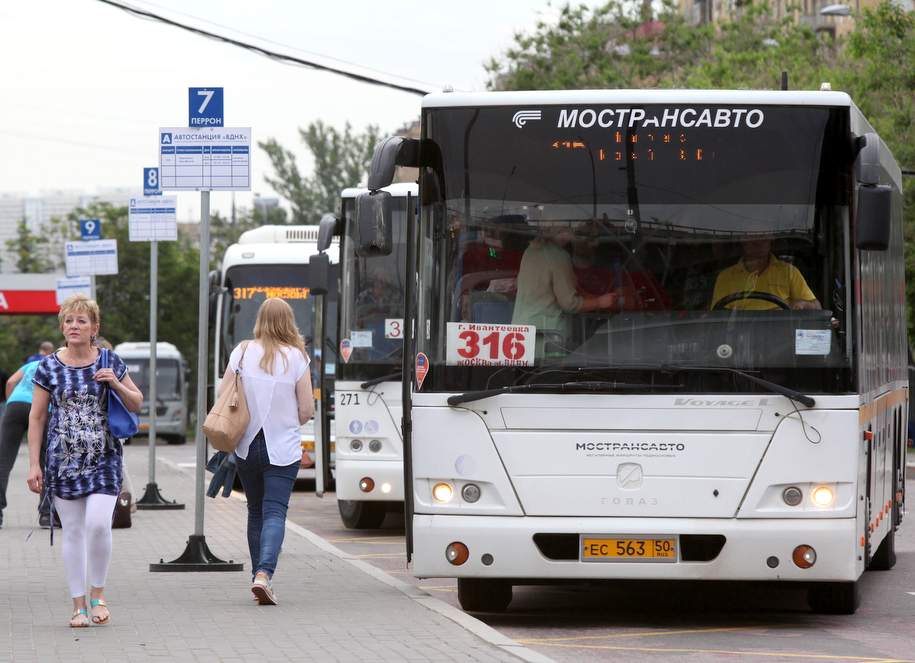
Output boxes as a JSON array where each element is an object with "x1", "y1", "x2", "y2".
[
  {"x1": 521, "y1": 641, "x2": 910, "y2": 662},
  {"x1": 419, "y1": 585, "x2": 457, "y2": 593},
  {"x1": 518, "y1": 625, "x2": 763, "y2": 643}
]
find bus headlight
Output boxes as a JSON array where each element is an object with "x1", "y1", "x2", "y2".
[
  {"x1": 432, "y1": 482, "x2": 454, "y2": 503},
  {"x1": 350, "y1": 439, "x2": 363, "y2": 452},
  {"x1": 368, "y1": 439, "x2": 382, "y2": 453},
  {"x1": 811, "y1": 486, "x2": 834, "y2": 507}
]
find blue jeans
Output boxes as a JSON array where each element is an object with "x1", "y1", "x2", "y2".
[{"x1": 234, "y1": 431, "x2": 299, "y2": 578}]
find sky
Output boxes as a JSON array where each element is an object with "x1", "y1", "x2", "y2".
[{"x1": 0, "y1": 0, "x2": 594, "y2": 222}]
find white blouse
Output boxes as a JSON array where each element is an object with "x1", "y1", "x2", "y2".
[{"x1": 228, "y1": 341, "x2": 310, "y2": 466}]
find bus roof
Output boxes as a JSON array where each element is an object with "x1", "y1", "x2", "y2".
[
  {"x1": 341, "y1": 182, "x2": 417, "y2": 199},
  {"x1": 222, "y1": 227, "x2": 339, "y2": 275},
  {"x1": 114, "y1": 341, "x2": 183, "y2": 360},
  {"x1": 421, "y1": 89, "x2": 854, "y2": 108}
]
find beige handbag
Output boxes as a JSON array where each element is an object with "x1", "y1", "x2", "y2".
[{"x1": 203, "y1": 342, "x2": 250, "y2": 452}]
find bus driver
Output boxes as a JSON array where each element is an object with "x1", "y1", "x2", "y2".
[{"x1": 710, "y1": 237, "x2": 821, "y2": 311}]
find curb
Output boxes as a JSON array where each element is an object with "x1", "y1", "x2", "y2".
[
  {"x1": 282, "y1": 518, "x2": 553, "y2": 663},
  {"x1": 158, "y1": 455, "x2": 553, "y2": 663}
]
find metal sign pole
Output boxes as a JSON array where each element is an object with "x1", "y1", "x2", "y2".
[
  {"x1": 150, "y1": 190, "x2": 241, "y2": 571},
  {"x1": 149, "y1": 243, "x2": 157, "y2": 481},
  {"x1": 194, "y1": 192, "x2": 208, "y2": 536},
  {"x1": 138, "y1": 239, "x2": 183, "y2": 510}
]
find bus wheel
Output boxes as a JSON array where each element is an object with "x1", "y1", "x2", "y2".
[
  {"x1": 807, "y1": 581, "x2": 860, "y2": 614},
  {"x1": 338, "y1": 500, "x2": 386, "y2": 529},
  {"x1": 457, "y1": 579, "x2": 512, "y2": 613},
  {"x1": 868, "y1": 527, "x2": 896, "y2": 570}
]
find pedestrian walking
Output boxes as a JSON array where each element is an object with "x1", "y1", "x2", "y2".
[
  {"x1": 0, "y1": 342, "x2": 55, "y2": 529},
  {"x1": 218, "y1": 297, "x2": 314, "y2": 605},
  {"x1": 25, "y1": 294, "x2": 143, "y2": 627}
]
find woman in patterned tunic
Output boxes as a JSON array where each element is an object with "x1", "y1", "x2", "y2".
[{"x1": 26, "y1": 295, "x2": 143, "y2": 628}]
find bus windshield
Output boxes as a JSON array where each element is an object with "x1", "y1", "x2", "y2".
[
  {"x1": 337, "y1": 196, "x2": 410, "y2": 381},
  {"x1": 222, "y1": 263, "x2": 338, "y2": 379},
  {"x1": 417, "y1": 104, "x2": 854, "y2": 394},
  {"x1": 124, "y1": 358, "x2": 181, "y2": 401}
]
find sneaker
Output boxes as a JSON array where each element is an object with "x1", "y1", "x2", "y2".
[{"x1": 251, "y1": 574, "x2": 277, "y2": 606}]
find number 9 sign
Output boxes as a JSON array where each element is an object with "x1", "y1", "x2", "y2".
[{"x1": 446, "y1": 322, "x2": 535, "y2": 366}]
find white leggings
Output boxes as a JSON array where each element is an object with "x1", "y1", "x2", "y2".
[{"x1": 53, "y1": 494, "x2": 117, "y2": 598}]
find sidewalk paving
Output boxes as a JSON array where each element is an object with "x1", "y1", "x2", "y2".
[{"x1": 1, "y1": 445, "x2": 538, "y2": 663}]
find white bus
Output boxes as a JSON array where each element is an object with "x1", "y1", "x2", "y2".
[
  {"x1": 115, "y1": 342, "x2": 189, "y2": 444},
  {"x1": 316, "y1": 183, "x2": 416, "y2": 528},
  {"x1": 355, "y1": 89, "x2": 907, "y2": 614},
  {"x1": 213, "y1": 225, "x2": 340, "y2": 469}
]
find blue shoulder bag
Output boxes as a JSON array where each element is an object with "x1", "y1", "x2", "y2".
[{"x1": 101, "y1": 348, "x2": 139, "y2": 439}]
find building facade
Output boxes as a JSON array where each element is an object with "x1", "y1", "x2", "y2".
[{"x1": 678, "y1": 0, "x2": 912, "y2": 37}]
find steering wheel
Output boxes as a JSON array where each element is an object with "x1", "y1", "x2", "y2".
[{"x1": 712, "y1": 290, "x2": 790, "y2": 311}]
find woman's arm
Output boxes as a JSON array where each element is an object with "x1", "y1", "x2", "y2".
[
  {"x1": 295, "y1": 369, "x2": 315, "y2": 425},
  {"x1": 114, "y1": 374, "x2": 144, "y2": 412},
  {"x1": 5, "y1": 368, "x2": 23, "y2": 399},
  {"x1": 26, "y1": 386, "x2": 50, "y2": 494},
  {"x1": 96, "y1": 367, "x2": 144, "y2": 412}
]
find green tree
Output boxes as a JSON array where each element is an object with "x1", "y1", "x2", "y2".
[
  {"x1": 5, "y1": 219, "x2": 53, "y2": 273},
  {"x1": 488, "y1": 0, "x2": 915, "y2": 335},
  {"x1": 259, "y1": 121, "x2": 381, "y2": 224},
  {"x1": 59, "y1": 202, "x2": 202, "y2": 413}
]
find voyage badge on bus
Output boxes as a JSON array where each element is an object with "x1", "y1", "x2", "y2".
[
  {"x1": 340, "y1": 338, "x2": 353, "y2": 363},
  {"x1": 415, "y1": 352, "x2": 429, "y2": 390}
]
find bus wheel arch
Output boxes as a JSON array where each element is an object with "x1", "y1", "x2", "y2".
[
  {"x1": 868, "y1": 527, "x2": 896, "y2": 571},
  {"x1": 807, "y1": 581, "x2": 860, "y2": 614},
  {"x1": 457, "y1": 578, "x2": 512, "y2": 613},
  {"x1": 337, "y1": 499, "x2": 386, "y2": 529}
]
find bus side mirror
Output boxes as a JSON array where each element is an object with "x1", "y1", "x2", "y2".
[
  {"x1": 354, "y1": 190, "x2": 393, "y2": 257},
  {"x1": 855, "y1": 185, "x2": 892, "y2": 251},
  {"x1": 367, "y1": 136, "x2": 420, "y2": 191},
  {"x1": 309, "y1": 252, "x2": 330, "y2": 296},
  {"x1": 317, "y1": 213, "x2": 337, "y2": 252}
]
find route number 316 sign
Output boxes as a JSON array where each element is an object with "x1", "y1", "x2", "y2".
[{"x1": 446, "y1": 322, "x2": 535, "y2": 367}]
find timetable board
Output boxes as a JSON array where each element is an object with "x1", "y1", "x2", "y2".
[
  {"x1": 159, "y1": 127, "x2": 251, "y2": 191},
  {"x1": 65, "y1": 240, "x2": 118, "y2": 276},
  {"x1": 56, "y1": 276, "x2": 92, "y2": 305},
  {"x1": 128, "y1": 196, "x2": 178, "y2": 241}
]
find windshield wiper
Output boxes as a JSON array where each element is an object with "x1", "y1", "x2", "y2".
[
  {"x1": 360, "y1": 371, "x2": 403, "y2": 390},
  {"x1": 658, "y1": 364, "x2": 815, "y2": 408},
  {"x1": 448, "y1": 380, "x2": 681, "y2": 407}
]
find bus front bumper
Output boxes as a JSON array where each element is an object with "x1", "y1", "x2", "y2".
[
  {"x1": 412, "y1": 514, "x2": 859, "y2": 582},
  {"x1": 336, "y1": 459, "x2": 404, "y2": 501}
]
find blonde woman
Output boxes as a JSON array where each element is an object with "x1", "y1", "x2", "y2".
[
  {"x1": 218, "y1": 297, "x2": 314, "y2": 605},
  {"x1": 26, "y1": 295, "x2": 143, "y2": 627}
]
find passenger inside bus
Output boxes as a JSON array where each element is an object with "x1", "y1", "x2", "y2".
[
  {"x1": 571, "y1": 237, "x2": 671, "y2": 311},
  {"x1": 510, "y1": 224, "x2": 618, "y2": 345},
  {"x1": 710, "y1": 237, "x2": 821, "y2": 311}
]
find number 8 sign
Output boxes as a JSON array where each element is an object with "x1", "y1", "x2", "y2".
[{"x1": 446, "y1": 322, "x2": 536, "y2": 366}]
